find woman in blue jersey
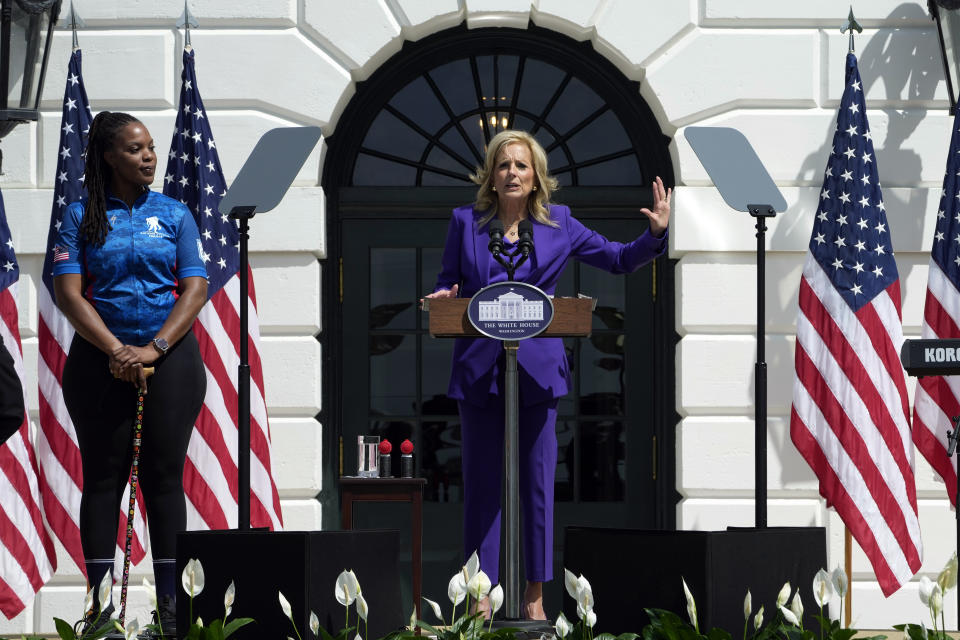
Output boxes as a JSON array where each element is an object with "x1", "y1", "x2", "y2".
[{"x1": 53, "y1": 111, "x2": 208, "y2": 638}]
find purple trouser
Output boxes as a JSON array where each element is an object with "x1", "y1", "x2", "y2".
[{"x1": 458, "y1": 396, "x2": 559, "y2": 585}]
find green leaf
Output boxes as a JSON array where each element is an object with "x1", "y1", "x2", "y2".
[
  {"x1": 414, "y1": 621, "x2": 443, "y2": 637},
  {"x1": 223, "y1": 617, "x2": 255, "y2": 639},
  {"x1": 706, "y1": 627, "x2": 733, "y2": 640},
  {"x1": 317, "y1": 624, "x2": 335, "y2": 640},
  {"x1": 53, "y1": 617, "x2": 76, "y2": 640}
]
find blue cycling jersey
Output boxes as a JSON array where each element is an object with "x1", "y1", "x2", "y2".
[{"x1": 53, "y1": 189, "x2": 208, "y2": 345}]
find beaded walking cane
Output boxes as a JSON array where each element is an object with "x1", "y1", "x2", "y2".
[{"x1": 118, "y1": 367, "x2": 153, "y2": 626}]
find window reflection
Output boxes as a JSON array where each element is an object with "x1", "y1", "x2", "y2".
[
  {"x1": 421, "y1": 417, "x2": 463, "y2": 502},
  {"x1": 371, "y1": 249, "x2": 415, "y2": 330},
  {"x1": 370, "y1": 335, "x2": 416, "y2": 415},
  {"x1": 578, "y1": 421, "x2": 625, "y2": 501}
]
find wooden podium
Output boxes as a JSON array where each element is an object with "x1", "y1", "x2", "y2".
[{"x1": 424, "y1": 294, "x2": 594, "y2": 622}]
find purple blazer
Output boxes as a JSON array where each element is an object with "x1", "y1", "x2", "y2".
[{"x1": 434, "y1": 203, "x2": 668, "y2": 408}]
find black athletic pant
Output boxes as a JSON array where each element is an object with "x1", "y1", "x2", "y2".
[{"x1": 63, "y1": 331, "x2": 206, "y2": 560}]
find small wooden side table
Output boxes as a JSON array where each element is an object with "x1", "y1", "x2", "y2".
[{"x1": 340, "y1": 477, "x2": 427, "y2": 618}]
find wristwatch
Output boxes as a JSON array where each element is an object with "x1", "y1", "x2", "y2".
[{"x1": 152, "y1": 337, "x2": 169, "y2": 355}]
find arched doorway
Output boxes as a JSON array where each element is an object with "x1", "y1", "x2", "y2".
[{"x1": 321, "y1": 23, "x2": 678, "y2": 608}]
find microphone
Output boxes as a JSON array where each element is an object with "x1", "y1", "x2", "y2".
[
  {"x1": 488, "y1": 219, "x2": 504, "y2": 256},
  {"x1": 517, "y1": 219, "x2": 534, "y2": 256}
]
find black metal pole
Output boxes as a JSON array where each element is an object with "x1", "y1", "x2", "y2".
[
  {"x1": 231, "y1": 207, "x2": 255, "y2": 530},
  {"x1": 1, "y1": 0, "x2": 12, "y2": 113},
  {"x1": 503, "y1": 340, "x2": 520, "y2": 619},
  {"x1": 930, "y1": 1, "x2": 958, "y2": 113},
  {"x1": 949, "y1": 415, "x2": 960, "y2": 629},
  {"x1": 750, "y1": 205, "x2": 775, "y2": 529}
]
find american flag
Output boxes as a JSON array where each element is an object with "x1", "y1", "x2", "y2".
[
  {"x1": 790, "y1": 52, "x2": 922, "y2": 596},
  {"x1": 36, "y1": 50, "x2": 149, "y2": 578},
  {"x1": 0, "y1": 190, "x2": 56, "y2": 618},
  {"x1": 162, "y1": 47, "x2": 282, "y2": 531},
  {"x1": 912, "y1": 102, "x2": 960, "y2": 505}
]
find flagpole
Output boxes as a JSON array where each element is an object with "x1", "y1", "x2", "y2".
[
  {"x1": 844, "y1": 527, "x2": 852, "y2": 627},
  {"x1": 840, "y1": 11, "x2": 860, "y2": 626}
]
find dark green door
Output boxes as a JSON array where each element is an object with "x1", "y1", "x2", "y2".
[{"x1": 339, "y1": 214, "x2": 657, "y2": 611}]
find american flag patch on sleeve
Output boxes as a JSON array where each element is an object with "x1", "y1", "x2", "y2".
[{"x1": 53, "y1": 245, "x2": 70, "y2": 263}]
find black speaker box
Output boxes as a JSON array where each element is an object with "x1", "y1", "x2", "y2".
[
  {"x1": 177, "y1": 530, "x2": 404, "y2": 639},
  {"x1": 563, "y1": 527, "x2": 827, "y2": 635}
]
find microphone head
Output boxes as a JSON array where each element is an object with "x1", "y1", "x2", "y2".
[
  {"x1": 517, "y1": 219, "x2": 534, "y2": 256},
  {"x1": 488, "y1": 219, "x2": 504, "y2": 255}
]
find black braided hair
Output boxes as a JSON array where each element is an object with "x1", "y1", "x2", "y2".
[{"x1": 80, "y1": 111, "x2": 140, "y2": 246}]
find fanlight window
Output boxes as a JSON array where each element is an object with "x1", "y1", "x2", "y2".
[{"x1": 352, "y1": 54, "x2": 644, "y2": 187}]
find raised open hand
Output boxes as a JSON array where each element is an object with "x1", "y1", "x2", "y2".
[{"x1": 640, "y1": 176, "x2": 672, "y2": 237}]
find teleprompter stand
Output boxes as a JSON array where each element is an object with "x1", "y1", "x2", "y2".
[
  {"x1": 685, "y1": 126, "x2": 787, "y2": 528},
  {"x1": 219, "y1": 126, "x2": 322, "y2": 528},
  {"x1": 176, "y1": 128, "x2": 410, "y2": 639},
  {"x1": 424, "y1": 296, "x2": 594, "y2": 627}
]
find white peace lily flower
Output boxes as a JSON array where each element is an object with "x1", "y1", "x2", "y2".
[
  {"x1": 336, "y1": 570, "x2": 358, "y2": 606},
  {"x1": 775, "y1": 582, "x2": 792, "y2": 608},
  {"x1": 196, "y1": 617, "x2": 203, "y2": 627},
  {"x1": 831, "y1": 567, "x2": 848, "y2": 599},
  {"x1": 555, "y1": 612, "x2": 573, "y2": 639},
  {"x1": 564, "y1": 569, "x2": 579, "y2": 600},
  {"x1": 123, "y1": 618, "x2": 139, "y2": 640},
  {"x1": 576, "y1": 575, "x2": 594, "y2": 614},
  {"x1": 939, "y1": 552, "x2": 958, "y2": 592},
  {"x1": 812, "y1": 569, "x2": 834, "y2": 608},
  {"x1": 98, "y1": 570, "x2": 112, "y2": 613},
  {"x1": 790, "y1": 592, "x2": 803, "y2": 622},
  {"x1": 779, "y1": 605, "x2": 799, "y2": 627},
  {"x1": 348, "y1": 570, "x2": 361, "y2": 596},
  {"x1": 743, "y1": 590, "x2": 751, "y2": 620},
  {"x1": 182, "y1": 558, "x2": 205, "y2": 597},
  {"x1": 463, "y1": 551, "x2": 480, "y2": 582},
  {"x1": 682, "y1": 578, "x2": 697, "y2": 630},
  {"x1": 931, "y1": 584, "x2": 944, "y2": 619},
  {"x1": 754, "y1": 605, "x2": 764, "y2": 631},
  {"x1": 279, "y1": 591, "x2": 293, "y2": 621},
  {"x1": 83, "y1": 588, "x2": 94, "y2": 616},
  {"x1": 423, "y1": 597, "x2": 443, "y2": 621},
  {"x1": 310, "y1": 611, "x2": 320, "y2": 636},
  {"x1": 448, "y1": 572, "x2": 467, "y2": 606},
  {"x1": 585, "y1": 610, "x2": 597, "y2": 628},
  {"x1": 142, "y1": 578, "x2": 157, "y2": 612},
  {"x1": 356, "y1": 592, "x2": 369, "y2": 621},
  {"x1": 489, "y1": 584, "x2": 504, "y2": 616},
  {"x1": 467, "y1": 570, "x2": 492, "y2": 600},
  {"x1": 224, "y1": 580, "x2": 236, "y2": 617},
  {"x1": 409, "y1": 608, "x2": 417, "y2": 630},
  {"x1": 920, "y1": 576, "x2": 935, "y2": 606},
  {"x1": 354, "y1": 633, "x2": 362, "y2": 640}
]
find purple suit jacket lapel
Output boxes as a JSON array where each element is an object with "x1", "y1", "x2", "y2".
[{"x1": 472, "y1": 211, "x2": 491, "y2": 288}]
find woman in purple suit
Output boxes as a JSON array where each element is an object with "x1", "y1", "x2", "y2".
[{"x1": 426, "y1": 130, "x2": 672, "y2": 619}]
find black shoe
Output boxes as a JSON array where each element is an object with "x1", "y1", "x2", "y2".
[
  {"x1": 144, "y1": 594, "x2": 177, "y2": 639},
  {"x1": 74, "y1": 603, "x2": 121, "y2": 638}
]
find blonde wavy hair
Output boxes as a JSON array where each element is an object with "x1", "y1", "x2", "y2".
[{"x1": 471, "y1": 130, "x2": 560, "y2": 228}]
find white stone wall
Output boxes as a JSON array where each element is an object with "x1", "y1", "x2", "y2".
[{"x1": 0, "y1": 0, "x2": 954, "y2": 634}]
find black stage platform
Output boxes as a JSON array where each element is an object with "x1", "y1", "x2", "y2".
[{"x1": 564, "y1": 527, "x2": 827, "y2": 634}]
